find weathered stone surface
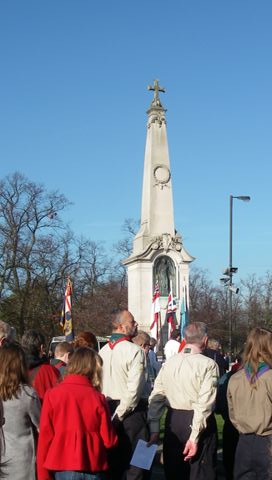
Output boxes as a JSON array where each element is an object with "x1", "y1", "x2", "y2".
[{"x1": 124, "y1": 82, "x2": 194, "y2": 341}]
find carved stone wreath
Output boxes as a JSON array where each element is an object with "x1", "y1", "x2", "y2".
[{"x1": 153, "y1": 165, "x2": 171, "y2": 188}]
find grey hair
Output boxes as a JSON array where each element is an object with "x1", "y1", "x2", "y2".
[
  {"x1": 110, "y1": 309, "x2": 130, "y2": 329},
  {"x1": 184, "y1": 322, "x2": 208, "y2": 345},
  {"x1": 0, "y1": 321, "x2": 15, "y2": 341}
]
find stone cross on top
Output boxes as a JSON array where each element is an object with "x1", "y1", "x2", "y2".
[{"x1": 148, "y1": 79, "x2": 165, "y2": 108}]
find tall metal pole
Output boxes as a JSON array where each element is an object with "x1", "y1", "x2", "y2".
[
  {"x1": 226, "y1": 194, "x2": 250, "y2": 357},
  {"x1": 229, "y1": 195, "x2": 233, "y2": 356}
]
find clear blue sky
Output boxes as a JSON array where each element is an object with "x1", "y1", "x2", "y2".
[{"x1": 1, "y1": 1, "x2": 271, "y2": 285}]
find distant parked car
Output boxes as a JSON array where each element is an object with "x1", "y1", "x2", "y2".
[
  {"x1": 48, "y1": 335, "x2": 108, "y2": 357},
  {"x1": 96, "y1": 336, "x2": 109, "y2": 350}
]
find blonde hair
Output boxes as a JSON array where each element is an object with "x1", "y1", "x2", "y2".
[
  {"x1": 208, "y1": 338, "x2": 220, "y2": 350},
  {"x1": 65, "y1": 347, "x2": 102, "y2": 391},
  {"x1": 243, "y1": 327, "x2": 272, "y2": 384}
]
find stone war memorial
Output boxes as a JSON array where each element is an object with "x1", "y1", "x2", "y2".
[{"x1": 124, "y1": 80, "x2": 194, "y2": 348}]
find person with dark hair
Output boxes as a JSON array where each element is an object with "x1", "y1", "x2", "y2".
[
  {"x1": 99, "y1": 309, "x2": 147, "y2": 480},
  {"x1": 133, "y1": 330, "x2": 153, "y2": 400},
  {"x1": 0, "y1": 342, "x2": 40, "y2": 479},
  {"x1": 74, "y1": 331, "x2": 98, "y2": 350},
  {"x1": 164, "y1": 328, "x2": 181, "y2": 360},
  {"x1": 148, "y1": 337, "x2": 161, "y2": 380},
  {"x1": 37, "y1": 347, "x2": 117, "y2": 480},
  {"x1": 148, "y1": 322, "x2": 219, "y2": 480},
  {"x1": 0, "y1": 321, "x2": 16, "y2": 347},
  {"x1": 21, "y1": 330, "x2": 60, "y2": 402},
  {"x1": 216, "y1": 352, "x2": 242, "y2": 480},
  {"x1": 228, "y1": 327, "x2": 272, "y2": 479},
  {"x1": 0, "y1": 399, "x2": 5, "y2": 478},
  {"x1": 204, "y1": 338, "x2": 228, "y2": 378}
]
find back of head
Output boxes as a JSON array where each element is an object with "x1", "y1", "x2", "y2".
[
  {"x1": 243, "y1": 327, "x2": 272, "y2": 383},
  {"x1": 0, "y1": 342, "x2": 28, "y2": 400},
  {"x1": 133, "y1": 331, "x2": 150, "y2": 348},
  {"x1": 207, "y1": 338, "x2": 220, "y2": 351},
  {"x1": 55, "y1": 341, "x2": 74, "y2": 358},
  {"x1": 74, "y1": 331, "x2": 98, "y2": 350},
  {"x1": 110, "y1": 308, "x2": 129, "y2": 330},
  {"x1": 0, "y1": 321, "x2": 15, "y2": 345},
  {"x1": 66, "y1": 347, "x2": 102, "y2": 391},
  {"x1": 170, "y1": 329, "x2": 181, "y2": 341},
  {"x1": 21, "y1": 330, "x2": 45, "y2": 358},
  {"x1": 109, "y1": 308, "x2": 137, "y2": 337},
  {"x1": 149, "y1": 338, "x2": 157, "y2": 349},
  {"x1": 184, "y1": 322, "x2": 208, "y2": 347}
]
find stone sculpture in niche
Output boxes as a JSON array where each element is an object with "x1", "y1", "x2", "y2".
[{"x1": 154, "y1": 255, "x2": 176, "y2": 297}]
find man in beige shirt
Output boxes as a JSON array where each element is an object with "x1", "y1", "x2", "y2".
[
  {"x1": 100, "y1": 309, "x2": 148, "y2": 480},
  {"x1": 148, "y1": 322, "x2": 219, "y2": 480}
]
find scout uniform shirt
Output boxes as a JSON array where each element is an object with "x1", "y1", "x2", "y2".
[
  {"x1": 99, "y1": 334, "x2": 146, "y2": 420},
  {"x1": 148, "y1": 344, "x2": 219, "y2": 442}
]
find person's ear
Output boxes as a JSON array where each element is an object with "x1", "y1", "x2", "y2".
[
  {"x1": 119, "y1": 323, "x2": 126, "y2": 333},
  {"x1": 40, "y1": 344, "x2": 46, "y2": 356},
  {"x1": 63, "y1": 352, "x2": 69, "y2": 364}
]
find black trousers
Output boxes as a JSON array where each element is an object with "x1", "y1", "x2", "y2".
[
  {"x1": 223, "y1": 418, "x2": 239, "y2": 480},
  {"x1": 107, "y1": 400, "x2": 151, "y2": 480},
  {"x1": 234, "y1": 433, "x2": 272, "y2": 480},
  {"x1": 163, "y1": 408, "x2": 217, "y2": 480}
]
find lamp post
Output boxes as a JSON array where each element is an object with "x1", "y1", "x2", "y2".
[{"x1": 229, "y1": 195, "x2": 250, "y2": 356}]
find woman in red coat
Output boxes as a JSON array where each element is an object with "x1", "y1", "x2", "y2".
[{"x1": 37, "y1": 347, "x2": 118, "y2": 480}]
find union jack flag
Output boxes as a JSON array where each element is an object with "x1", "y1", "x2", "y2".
[
  {"x1": 166, "y1": 285, "x2": 177, "y2": 338},
  {"x1": 60, "y1": 277, "x2": 74, "y2": 342},
  {"x1": 150, "y1": 280, "x2": 161, "y2": 341}
]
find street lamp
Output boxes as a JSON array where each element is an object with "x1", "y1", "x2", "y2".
[{"x1": 228, "y1": 195, "x2": 250, "y2": 356}]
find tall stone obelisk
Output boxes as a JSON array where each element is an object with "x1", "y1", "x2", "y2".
[{"x1": 124, "y1": 80, "x2": 194, "y2": 342}]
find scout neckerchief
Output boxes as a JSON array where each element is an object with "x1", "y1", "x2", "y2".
[
  {"x1": 244, "y1": 361, "x2": 270, "y2": 383},
  {"x1": 108, "y1": 333, "x2": 131, "y2": 349}
]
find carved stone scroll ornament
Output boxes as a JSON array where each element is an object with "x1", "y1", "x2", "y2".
[
  {"x1": 150, "y1": 233, "x2": 182, "y2": 253},
  {"x1": 147, "y1": 111, "x2": 166, "y2": 129}
]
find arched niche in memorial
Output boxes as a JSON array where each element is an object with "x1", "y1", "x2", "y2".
[{"x1": 153, "y1": 255, "x2": 176, "y2": 297}]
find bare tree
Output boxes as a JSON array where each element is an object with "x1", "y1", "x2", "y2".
[
  {"x1": 0, "y1": 172, "x2": 69, "y2": 334},
  {"x1": 113, "y1": 218, "x2": 139, "y2": 287}
]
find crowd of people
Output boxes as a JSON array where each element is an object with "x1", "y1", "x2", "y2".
[{"x1": 0, "y1": 314, "x2": 271, "y2": 480}]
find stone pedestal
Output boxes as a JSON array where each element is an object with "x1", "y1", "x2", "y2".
[{"x1": 125, "y1": 234, "x2": 193, "y2": 335}]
